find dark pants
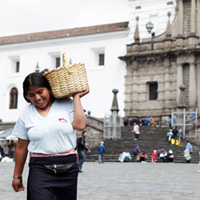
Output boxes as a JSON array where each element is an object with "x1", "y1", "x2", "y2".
[
  {"x1": 78, "y1": 150, "x2": 86, "y2": 171},
  {"x1": 133, "y1": 152, "x2": 138, "y2": 162},
  {"x1": 140, "y1": 157, "x2": 146, "y2": 162},
  {"x1": 124, "y1": 156, "x2": 129, "y2": 162},
  {"x1": 135, "y1": 133, "x2": 140, "y2": 139},
  {"x1": 28, "y1": 155, "x2": 78, "y2": 200}
]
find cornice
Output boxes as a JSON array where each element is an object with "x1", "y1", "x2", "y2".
[{"x1": 0, "y1": 30, "x2": 128, "y2": 52}]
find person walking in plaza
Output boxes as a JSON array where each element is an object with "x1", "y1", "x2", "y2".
[
  {"x1": 133, "y1": 122, "x2": 140, "y2": 140},
  {"x1": 11, "y1": 72, "x2": 89, "y2": 200},
  {"x1": 97, "y1": 141, "x2": 106, "y2": 164},
  {"x1": 133, "y1": 144, "x2": 140, "y2": 162},
  {"x1": 77, "y1": 130, "x2": 91, "y2": 172}
]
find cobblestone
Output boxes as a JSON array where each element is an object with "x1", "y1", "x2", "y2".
[{"x1": 0, "y1": 162, "x2": 200, "y2": 199}]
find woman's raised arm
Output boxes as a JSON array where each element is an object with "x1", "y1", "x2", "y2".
[{"x1": 71, "y1": 85, "x2": 90, "y2": 130}]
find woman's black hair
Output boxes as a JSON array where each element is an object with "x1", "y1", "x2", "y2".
[{"x1": 23, "y1": 72, "x2": 51, "y2": 103}]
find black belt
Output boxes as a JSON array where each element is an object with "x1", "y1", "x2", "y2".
[{"x1": 29, "y1": 162, "x2": 76, "y2": 174}]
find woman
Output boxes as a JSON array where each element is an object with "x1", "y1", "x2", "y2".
[
  {"x1": 12, "y1": 72, "x2": 89, "y2": 200},
  {"x1": 139, "y1": 151, "x2": 147, "y2": 162}
]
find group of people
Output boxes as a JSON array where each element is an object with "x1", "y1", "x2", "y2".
[
  {"x1": 119, "y1": 145, "x2": 175, "y2": 163},
  {"x1": 132, "y1": 145, "x2": 147, "y2": 163},
  {"x1": 167, "y1": 126, "x2": 182, "y2": 145},
  {"x1": 0, "y1": 142, "x2": 16, "y2": 160},
  {"x1": 142, "y1": 116, "x2": 156, "y2": 127},
  {"x1": 124, "y1": 116, "x2": 157, "y2": 127},
  {"x1": 124, "y1": 116, "x2": 141, "y2": 126},
  {"x1": 155, "y1": 147, "x2": 174, "y2": 162}
]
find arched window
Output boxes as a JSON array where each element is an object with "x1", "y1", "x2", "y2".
[{"x1": 9, "y1": 88, "x2": 18, "y2": 109}]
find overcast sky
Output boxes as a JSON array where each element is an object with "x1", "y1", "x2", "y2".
[{"x1": 0, "y1": 0, "x2": 129, "y2": 37}]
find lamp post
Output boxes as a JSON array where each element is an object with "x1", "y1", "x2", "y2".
[
  {"x1": 146, "y1": 21, "x2": 154, "y2": 50},
  {"x1": 146, "y1": 21, "x2": 154, "y2": 34}
]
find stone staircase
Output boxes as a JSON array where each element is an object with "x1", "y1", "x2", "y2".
[{"x1": 85, "y1": 126, "x2": 200, "y2": 163}]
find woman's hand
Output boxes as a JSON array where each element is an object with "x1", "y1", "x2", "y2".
[
  {"x1": 12, "y1": 178, "x2": 25, "y2": 192},
  {"x1": 73, "y1": 84, "x2": 90, "y2": 98}
]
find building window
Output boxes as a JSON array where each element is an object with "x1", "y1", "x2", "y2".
[
  {"x1": 99, "y1": 54, "x2": 104, "y2": 66},
  {"x1": 9, "y1": 88, "x2": 18, "y2": 109},
  {"x1": 16, "y1": 61, "x2": 20, "y2": 72},
  {"x1": 56, "y1": 57, "x2": 60, "y2": 68},
  {"x1": 149, "y1": 82, "x2": 158, "y2": 100},
  {"x1": 91, "y1": 47, "x2": 105, "y2": 70}
]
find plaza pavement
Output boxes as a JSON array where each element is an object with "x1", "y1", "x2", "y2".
[{"x1": 0, "y1": 162, "x2": 200, "y2": 200}]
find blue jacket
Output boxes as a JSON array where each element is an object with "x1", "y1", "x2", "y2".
[
  {"x1": 98, "y1": 145, "x2": 106, "y2": 154},
  {"x1": 133, "y1": 146, "x2": 140, "y2": 154}
]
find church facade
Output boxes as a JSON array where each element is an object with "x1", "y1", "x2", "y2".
[{"x1": 120, "y1": 0, "x2": 200, "y2": 123}]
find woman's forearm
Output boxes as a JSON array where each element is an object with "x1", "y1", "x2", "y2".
[
  {"x1": 72, "y1": 95, "x2": 86, "y2": 130},
  {"x1": 14, "y1": 141, "x2": 29, "y2": 176}
]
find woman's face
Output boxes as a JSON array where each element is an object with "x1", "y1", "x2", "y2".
[{"x1": 27, "y1": 86, "x2": 51, "y2": 109}]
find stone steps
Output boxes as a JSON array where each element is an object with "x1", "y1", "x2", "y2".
[{"x1": 85, "y1": 126, "x2": 199, "y2": 163}]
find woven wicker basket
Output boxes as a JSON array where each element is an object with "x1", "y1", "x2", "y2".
[{"x1": 44, "y1": 53, "x2": 88, "y2": 98}]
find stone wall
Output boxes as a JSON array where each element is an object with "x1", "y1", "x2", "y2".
[
  {"x1": 0, "y1": 122, "x2": 15, "y2": 131},
  {"x1": 76, "y1": 116, "x2": 104, "y2": 150}
]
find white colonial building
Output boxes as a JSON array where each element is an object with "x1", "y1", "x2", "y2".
[{"x1": 0, "y1": 0, "x2": 176, "y2": 123}]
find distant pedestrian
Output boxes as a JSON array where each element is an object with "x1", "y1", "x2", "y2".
[
  {"x1": 139, "y1": 151, "x2": 147, "y2": 162},
  {"x1": 184, "y1": 141, "x2": 192, "y2": 163},
  {"x1": 144, "y1": 117, "x2": 149, "y2": 126},
  {"x1": 133, "y1": 123, "x2": 140, "y2": 140},
  {"x1": 191, "y1": 109, "x2": 196, "y2": 118},
  {"x1": 97, "y1": 141, "x2": 106, "y2": 164},
  {"x1": 124, "y1": 117, "x2": 129, "y2": 126},
  {"x1": 151, "y1": 150, "x2": 157, "y2": 163},
  {"x1": 150, "y1": 116, "x2": 155, "y2": 127},
  {"x1": 166, "y1": 150, "x2": 174, "y2": 162},
  {"x1": 167, "y1": 126, "x2": 173, "y2": 143},
  {"x1": 172, "y1": 126, "x2": 179, "y2": 143},
  {"x1": 177, "y1": 126, "x2": 182, "y2": 144},
  {"x1": 169, "y1": 115, "x2": 176, "y2": 126},
  {"x1": 77, "y1": 130, "x2": 91, "y2": 172},
  {"x1": 133, "y1": 145, "x2": 140, "y2": 162}
]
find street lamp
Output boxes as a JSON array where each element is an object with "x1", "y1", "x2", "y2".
[
  {"x1": 146, "y1": 21, "x2": 154, "y2": 34},
  {"x1": 146, "y1": 21, "x2": 154, "y2": 50}
]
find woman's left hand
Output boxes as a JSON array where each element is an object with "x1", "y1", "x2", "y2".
[{"x1": 73, "y1": 84, "x2": 90, "y2": 98}]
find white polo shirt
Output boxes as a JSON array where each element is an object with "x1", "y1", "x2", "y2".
[{"x1": 12, "y1": 98, "x2": 76, "y2": 154}]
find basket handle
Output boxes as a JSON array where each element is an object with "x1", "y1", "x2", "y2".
[{"x1": 62, "y1": 52, "x2": 72, "y2": 74}]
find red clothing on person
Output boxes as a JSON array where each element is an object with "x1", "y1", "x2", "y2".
[{"x1": 151, "y1": 153, "x2": 157, "y2": 162}]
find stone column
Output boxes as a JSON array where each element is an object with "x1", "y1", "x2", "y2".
[
  {"x1": 190, "y1": 0, "x2": 196, "y2": 34},
  {"x1": 178, "y1": 0, "x2": 183, "y2": 36},
  {"x1": 189, "y1": 63, "x2": 196, "y2": 107},
  {"x1": 176, "y1": 64, "x2": 183, "y2": 104}
]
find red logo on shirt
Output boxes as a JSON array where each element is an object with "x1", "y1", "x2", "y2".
[{"x1": 58, "y1": 118, "x2": 67, "y2": 123}]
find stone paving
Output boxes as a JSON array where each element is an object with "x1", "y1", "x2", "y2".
[{"x1": 0, "y1": 162, "x2": 200, "y2": 200}]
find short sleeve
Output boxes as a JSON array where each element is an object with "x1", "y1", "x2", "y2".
[
  {"x1": 12, "y1": 117, "x2": 29, "y2": 140},
  {"x1": 67, "y1": 98, "x2": 74, "y2": 123}
]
